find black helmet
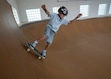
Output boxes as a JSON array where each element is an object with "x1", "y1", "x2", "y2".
[{"x1": 58, "y1": 6, "x2": 68, "y2": 16}]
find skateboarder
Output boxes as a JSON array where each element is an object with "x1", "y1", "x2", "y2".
[{"x1": 31, "y1": 4, "x2": 82, "y2": 59}]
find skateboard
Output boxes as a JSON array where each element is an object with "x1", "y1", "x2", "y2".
[{"x1": 25, "y1": 42, "x2": 43, "y2": 59}]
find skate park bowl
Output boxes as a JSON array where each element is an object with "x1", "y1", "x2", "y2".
[{"x1": 0, "y1": 0, "x2": 111, "y2": 79}]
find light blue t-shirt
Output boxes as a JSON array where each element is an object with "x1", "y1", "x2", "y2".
[{"x1": 47, "y1": 13, "x2": 69, "y2": 32}]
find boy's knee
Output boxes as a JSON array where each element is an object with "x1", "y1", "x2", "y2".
[{"x1": 44, "y1": 35, "x2": 48, "y2": 38}]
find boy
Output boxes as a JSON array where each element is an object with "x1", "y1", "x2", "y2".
[{"x1": 31, "y1": 4, "x2": 82, "y2": 59}]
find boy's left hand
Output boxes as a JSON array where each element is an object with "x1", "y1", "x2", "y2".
[
  {"x1": 69, "y1": 13, "x2": 82, "y2": 24},
  {"x1": 41, "y1": 4, "x2": 46, "y2": 9},
  {"x1": 77, "y1": 13, "x2": 82, "y2": 18}
]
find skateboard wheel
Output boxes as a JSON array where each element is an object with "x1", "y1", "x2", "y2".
[
  {"x1": 38, "y1": 57, "x2": 41, "y2": 59},
  {"x1": 27, "y1": 48, "x2": 30, "y2": 52}
]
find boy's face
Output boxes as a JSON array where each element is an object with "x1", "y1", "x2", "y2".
[{"x1": 58, "y1": 13, "x2": 65, "y2": 19}]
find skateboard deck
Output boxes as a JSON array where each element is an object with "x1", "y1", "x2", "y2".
[{"x1": 25, "y1": 42, "x2": 43, "y2": 59}]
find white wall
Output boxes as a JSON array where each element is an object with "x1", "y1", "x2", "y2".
[
  {"x1": 7, "y1": 0, "x2": 18, "y2": 9},
  {"x1": 7, "y1": 0, "x2": 21, "y2": 25},
  {"x1": 8, "y1": 0, "x2": 111, "y2": 24}
]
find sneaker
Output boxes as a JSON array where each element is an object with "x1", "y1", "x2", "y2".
[
  {"x1": 42, "y1": 51, "x2": 46, "y2": 59},
  {"x1": 30, "y1": 41, "x2": 38, "y2": 49}
]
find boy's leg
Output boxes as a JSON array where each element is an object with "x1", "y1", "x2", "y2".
[
  {"x1": 42, "y1": 42, "x2": 51, "y2": 59},
  {"x1": 37, "y1": 35, "x2": 47, "y2": 42},
  {"x1": 41, "y1": 28, "x2": 55, "y2": 58},
  {"x1": 36, "y1": 26, "x2": 50, "y2": 43},
  {"x1": 31, "y1": 26, "x2": 49, "y2": 47},
  {"x1": 42, "y1": 31, "x2": 55, "y2": 59},
  {"x1": 31, "y1": 35, "x2": 47, "y2": 48},
  {"x1": 44, "y1": 42, "x2": 51, "y2": 50}
]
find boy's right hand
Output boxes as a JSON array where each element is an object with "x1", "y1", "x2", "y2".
[
  {"x1": 41, "y1": 4, "x2": 50, "y2": 16},
  {"x1": 41, "y1": 4, "x2": 46, "y2": 9}
]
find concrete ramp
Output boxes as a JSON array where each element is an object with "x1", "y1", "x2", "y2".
[{"x1": 0, "y1": 0, "x2": 111, "y2": 79}]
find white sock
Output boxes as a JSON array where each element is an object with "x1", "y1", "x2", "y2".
[
  {"x1": 34, "y1": 40, "x2": 38, "y2": 44},
  {"x1": 43, "y1": 50, "x2": 46, "y2": 53}
]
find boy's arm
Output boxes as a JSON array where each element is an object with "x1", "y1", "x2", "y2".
[
  {"x1": 41, "y1": 4, "x2": 50, "y2": 16},
  {"x1": 69, "y1": 13, "x2": 82, "y2": 24}
]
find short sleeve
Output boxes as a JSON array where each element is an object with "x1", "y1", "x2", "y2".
[
  {"x1": 62, "y1": 19, "x2": 69, "y2": 25},
  {"x1": 49, "y1": 13, "x2": 56, "y2": 18}
]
